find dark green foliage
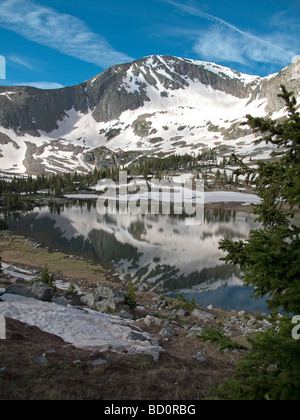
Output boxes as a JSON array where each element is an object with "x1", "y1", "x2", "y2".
[
  {"x1": 39, "y1": 265, "x2": 57, "y2": 292},
  {"x1": 0, "y1": 149, "x2": 223, "y2": 210},
  {"x1": 65, "y1": 281, "x2": 78, "y2": 297},
  {"x1": 0, "y1": 219, "x2": 8, "y2": 230},
  {"x1": 127, "y1": 150, "x2": 217, "y2": 177},
  {"x1": 217, "y1": 86, "x2": 300, "y2": 400},
  {"x1": 199, "y1": 329, "x2": 247, "y2": 352},
  {"x1": 215, "y1": 318, "x2": 300, "y2": 400},
  {"x1": 220, "y1": 86, "x2": 300, "y2": 315},
  {"x1": 125, "y1": 283, "x2": 137, "y2": 309},
  {"x1": 176, "y1": 292, "x2": 197, "y2": 312}
]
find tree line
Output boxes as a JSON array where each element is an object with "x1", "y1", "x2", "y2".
[{"x1": 0, "y1": 168, "x2": 118, "y2": 207}]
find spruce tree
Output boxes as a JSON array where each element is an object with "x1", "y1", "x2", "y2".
[
  {"x1": 125, "y1": 283, "x2": 137, "y2": 309},
  {"x1": 216, "y1": 86, "x2": 300, "y2": 400},
  {"x1": 39, "y1": 265, "x2": 57, "y2": 291}
]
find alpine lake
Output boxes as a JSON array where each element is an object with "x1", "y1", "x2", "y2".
[{"x1": 2, "y1": 197, "x2": 272, "y2": 314}]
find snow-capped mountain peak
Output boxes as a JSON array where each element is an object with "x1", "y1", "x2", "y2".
[{"x1": 0, "y1": 55, "x2": 299, "y2": 175}]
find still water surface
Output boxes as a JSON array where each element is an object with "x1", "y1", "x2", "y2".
[{"x1": 5, "y1": 201, "x2": 270, "y2": 313}]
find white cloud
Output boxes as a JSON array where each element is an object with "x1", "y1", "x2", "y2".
[
  {"x1": 193, "y1": 26, "x2": 296, "y2": 66},
  {"x1": 165, "y1": 0, "x2": 297, "y2": 67},
  {"x1": 9, "y1": 55, "x2": 36, "y2": 70},
  {"x1": 0, "y1": 0, "x2": 134, "y2": 68},
  {"x1": 12, "y1": 81, "x2": 64, "y2": 89}
]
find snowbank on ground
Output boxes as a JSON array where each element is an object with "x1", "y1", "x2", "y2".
[
  {"x1": 65, "y1": 190, "x2": 261, "y2": 205},
  {"x1": 0, "y1": 294, "x2": 157, "y2": 354},
  {"x1": 2, "y1": 263, "x2": 38, "y2": 282},
  {"x1": 204, "y1": 191, "x2": 261, "y2": 204}
]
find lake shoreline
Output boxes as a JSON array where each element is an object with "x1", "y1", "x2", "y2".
[
  {"x1": 0, "y1": 228, "x2": 268, "y2": 315},
  {"x1": 1, "y1": 196, "x2": 297, "y2": 316},
  {"x1": 0, "y1": 226, "x2": 278, "y2": 400}
]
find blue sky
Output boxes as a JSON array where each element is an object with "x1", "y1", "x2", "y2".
[{"x1": 0, "y1": 0, "x2": 299, "y2": 88}]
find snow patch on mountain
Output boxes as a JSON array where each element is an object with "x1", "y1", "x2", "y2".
[{"x1": 0, "y1": 55, "x2": 299, "y2": 175}]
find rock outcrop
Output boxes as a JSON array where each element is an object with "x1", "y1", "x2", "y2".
[{"x1": 5, "y1": 282, "x2": 54, "y2": 302}]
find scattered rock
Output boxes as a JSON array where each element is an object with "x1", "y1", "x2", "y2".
[
  {"x1": 80, "y1": 293, "x2": 96, "y2": 307},
  {"x1": 193, "y1": 350, "x2": 207, "y2": 363},
  {"x1": 159, "y1": 300, "x2": 168, "y2": 309},
  {"x1": 90, "y1": 359, "x2": 108, "y2": 367},
  {"x1": 159, "y1": 325, "x2": 178, "y2": 339},
  {"x1": 177, "y1": 309, "x2": 188, "y2": 317},
  {"x1": 5, "y1": 284, "x2": 32, "y2": 299},
  {"x1": 118, "y1": 310, "x2": 134, "y2": 320},
  {"x1": 147, "y1": 311, "x2": 158, "y2": 317},
  {"x1": 128, "y1": 331, "x2": 149, "y2": 342},
  {"x1": 192, "y1": 309, "x2": 216, "y2": 322},
  {"x1": 144, "y1": 315, "x2": 166, "y2": 328},
  {"x1": 0, "y1": 278, "x2": 10, "y2": 285},
  {"x1": 29, "y1": 283, "x2": 55, "y2": 302},
  {"x1": 45, "y1": 350, "x2": 57, "y2": 355},
  {"x1": 95, "y1": 284, "x2": 125, "y2": 304},
  {"x1": 144, "y1": 347, "x2": 165, "y2": 362},
  {"x1": 81, "y1": 284, "x2": 125, "y2": 309},
  {"x1": 33, "y1": 356, "x2": 49, "y2": 365},
  {"x1": 52, "y1": 296, "x2": 68, "y2": 306},
  {"x1": 110, "y1": 346, "x2": 128, "y2": 354},
  {"x1": 160, "y1": 311, "x2": 177, "y2": 320},
  {"x1": 96, "y1": 299, "x2": 119, "y2": 313},
  {"x1": 5, "y1": 282, "x2": 54, "y2": 302}
]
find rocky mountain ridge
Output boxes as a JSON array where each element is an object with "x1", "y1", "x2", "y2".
[{"x1": 0, "y1": 55, "x2": 299, "y2": 175}]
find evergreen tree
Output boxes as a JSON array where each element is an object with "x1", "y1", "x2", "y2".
[
  {"x1": 216, "y1": 86, "x2": 300, "y2": 400},
  {"x1": 39, "y1": 265, "x2": 57, "y2": 291},
  {"x1": 125, "y1": 283, "x2": 137, "y2": 309}
]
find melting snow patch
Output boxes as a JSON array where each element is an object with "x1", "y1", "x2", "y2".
[{"x1": 0, "y1": 294, "x2": 158, "y2": 354}]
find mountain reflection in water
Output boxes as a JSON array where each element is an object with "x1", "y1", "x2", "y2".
[{"x1": 5, "y1": 201, "x2": 269, "y2": 313}]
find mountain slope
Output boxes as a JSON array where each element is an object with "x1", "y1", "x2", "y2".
[{"x1": 0, "y1": 55, "x2": 299, "y2": 175}]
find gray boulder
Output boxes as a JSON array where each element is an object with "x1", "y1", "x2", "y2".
[
  {"x1": 128, "y1": 331, "x2": 149, "y2": 342},
  {"x1": 144, "y1": 315, "x2": 166, "y2": 328},
  {"x1": 90, "y1": 359, "x2": 108, "y2": 367},
  {"x1": 159, "y1": 325, "x2": 178, "y2": 339},
  {"x1": 5, "y1": 282, "x2": 54, "y2": 302},
  {"x1": 80, "y1": 292, "x2": 96, "y2": 307},
  {"x1": 96, "y1": 299, "x2": 119, "y2": 313},
  {"x1": 118, "y1": 310, "x2": 134, "y2": 320},
  {"x1": 96, "y1": 285, "x2": 125, "y2": 304},
  {"x1": 81, "y1": 284, "x2": 125, "y2": 309},
  {"x1": 177, "y1": 309, "x2": 188, "y2": 317},
  {"x1": 192, "y1": 309, "x2": 216, "y2": 322},
  {"x1": 5, "y1": 284, "x2": 32, "y2": 298},
  {"x1": 144, "y1": 347, "x2": 165, "y2": 362},
  {"x1": 193, "y1": 350, "x2": 207, "y2": 363},
  {"x1": 29, "y1": 283, "x2": 55, "y2": 302},
  {"x1": 52, "y1": 296, "x2": 68, "y2": 306},
  {"x1": 34, "y1": 356, "x2": 49, "y2": 365}
]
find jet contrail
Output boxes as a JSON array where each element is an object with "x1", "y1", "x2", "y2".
[{"x1": 165, "y1": 0, "x2": 289, "y2": 54}]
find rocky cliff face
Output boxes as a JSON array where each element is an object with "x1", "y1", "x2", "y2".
[
  {"x1": 0, "y1": 55, "x2": 299, "y2": 175},
  {"x1": 259, "y1": 57, "x2": 300, "y2": 113},
  {"x1": 0, "y1": 85, "x2": 88, "y2": 134}
]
